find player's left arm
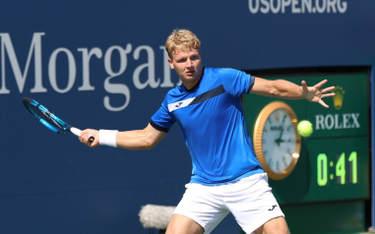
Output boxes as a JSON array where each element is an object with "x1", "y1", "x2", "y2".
[{"x1": 249, "y1": 77, "x2": 336, "y2": 108}]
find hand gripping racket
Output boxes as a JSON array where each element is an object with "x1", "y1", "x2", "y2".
[{"x1": 22, "y1": 97, "x2": 94, "y2": 142}]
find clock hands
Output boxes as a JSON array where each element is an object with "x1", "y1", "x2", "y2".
[
  {"x1": 275, "y1": 113, "x2": 289, "y2": 147},
  {"x1": 275, "y1": 127, "x2": 284, "y2": 146},
  {"x1": 276, "y1": 137, "x2": 294, "y2": 144}
]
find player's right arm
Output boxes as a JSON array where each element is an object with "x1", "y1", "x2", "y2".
[{"x1": 80, "y1": 123, "x2": 167, "y2": 150}]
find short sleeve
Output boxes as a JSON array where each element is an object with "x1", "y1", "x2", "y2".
[
  {"x1": 220, "y1": 69, "x2": 255, "y2": 97},
  {"x1": 150, "y1": 100, "x2": 176, "y2": 132}
]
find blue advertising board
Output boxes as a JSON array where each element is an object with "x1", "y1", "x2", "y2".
[{"x1": 0, "y1": 1, "x2": 374, "y2": 233}]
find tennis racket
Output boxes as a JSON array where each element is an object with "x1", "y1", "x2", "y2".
[{"x1": 22, "y1": 97, "x2": 94, "y2": 142}]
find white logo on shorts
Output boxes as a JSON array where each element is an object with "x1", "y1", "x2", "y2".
[{"x1": 268, "y1": 205, "x2": 277, "y2": 211}]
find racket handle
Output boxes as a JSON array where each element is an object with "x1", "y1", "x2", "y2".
[
  {"x1": 70, "y1": 127, "x2": 94, "y2": 143},
  {"x1": 88, "y1": 136, "x2": 94, "y2": 143}
]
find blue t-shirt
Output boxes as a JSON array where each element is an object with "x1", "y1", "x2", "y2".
[{"x1": 150, "y1": 67, "x2": 264, "y2": 185}]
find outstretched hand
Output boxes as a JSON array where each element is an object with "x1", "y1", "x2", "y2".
[{"x1": 301, "y1": 79, "x2": 336, "y2": 108}]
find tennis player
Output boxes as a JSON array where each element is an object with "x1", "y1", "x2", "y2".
[{"x1": 80, "y1": 29, "x2": 335, "y2": 234}]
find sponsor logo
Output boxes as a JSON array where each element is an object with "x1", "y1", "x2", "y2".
[
  {"x1": 315, "y1": 86, "x2": 360, "y2": 130},
  {"x1": 168, "y1": 98, "x2": 195, "y2": 112},
  {"x1": 268, "y1": 205, "x2": 277, "y2": 211},
  {"x1": 0, "y1": 33, "x2": 181, "y2": 112},
  {"x1": 175, "y1": 102, "x2": 183, "y2": 108},
  {"x1": 248, "y1": 0, "x2": 348, "y2": 14},
  {"x1": 332, "y1": 86, "x2": 345, "y2": 110}
]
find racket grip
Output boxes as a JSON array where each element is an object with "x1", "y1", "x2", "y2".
[
  {"x1": 88, "y1": 136, "x2": 94, "y2": 143},
  {"x1": 70, "y1": 127, "x2": 94, "y2": 143}
]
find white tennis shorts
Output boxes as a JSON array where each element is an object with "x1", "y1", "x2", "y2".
[{"x1": 173, "y1": 173, "x2": 284, "y2": 234}]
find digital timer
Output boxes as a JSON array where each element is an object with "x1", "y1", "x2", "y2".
[
  {"x1": 304, "y1": 137, "x2": 369, "y2": 202},
  {"x1": 316, "y1": 151, "x2": 358, "y2": 186}
]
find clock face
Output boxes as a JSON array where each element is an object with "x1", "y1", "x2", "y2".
[
  {"x1": 262, "y1": 109, "x2": 298, "y2": 174},
  {"x1": 253, "y1": 101, "x2": 301, "y2": 180}
]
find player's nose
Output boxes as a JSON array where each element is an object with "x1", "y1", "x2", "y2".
[{"x1": 187, "y1": 59, "x2": 193, "y2": 67}]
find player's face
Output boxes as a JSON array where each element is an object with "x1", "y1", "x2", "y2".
[{"x1": 168, "y1": 48, "x2": 203, "y2": 89}]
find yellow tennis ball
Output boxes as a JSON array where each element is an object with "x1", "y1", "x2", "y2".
[{"x1": 297, "y1": 120, "x2": 313, "y2": 137}]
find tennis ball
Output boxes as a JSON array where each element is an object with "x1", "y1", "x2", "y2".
[{"x1": 297, "y1": 120, "x2": 313, "y2": 137}]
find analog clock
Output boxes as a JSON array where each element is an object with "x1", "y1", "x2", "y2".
[{"x1": 253, "y1": 101, "x2": 301, "y2": 180}]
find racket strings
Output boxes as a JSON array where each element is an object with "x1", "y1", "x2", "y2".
[{"x1": 23, "y1": 98, "x2": 70, "y2": 134}]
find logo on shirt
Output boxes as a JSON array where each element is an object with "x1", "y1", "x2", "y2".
[
  {"x1": 175, "y1": 102, "x2": 183, "y2": 108},
  {"x1": 168, "y1": 98, "x2": 195, "y2": 112},
  {"x1": 167, "y1": 85, "x2": 226, "y2": 112}
]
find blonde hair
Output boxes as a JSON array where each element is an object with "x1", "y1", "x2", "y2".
[{"x1": 165, "y1": 29, "x2": 201, "y2": 59}]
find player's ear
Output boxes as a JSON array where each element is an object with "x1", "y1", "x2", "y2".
[{"x1": 168, "y1": 58, "x2": 175, "y2": 69}]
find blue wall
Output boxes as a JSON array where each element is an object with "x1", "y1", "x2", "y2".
[{"x1": 0, "y1": 1, "x2": 374, "y2": 233}]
